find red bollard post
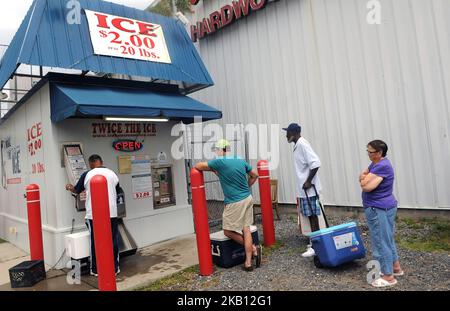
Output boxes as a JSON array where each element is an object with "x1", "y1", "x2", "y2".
[
  {"x1": 257, "y1": 160, "x2": 276, "y2": 247},
  {"x1": 190, "y1": 168, "x2": 213, "y2": 276},
  {"x1": 90, "y1": 175, "x2": 117, "y2": 291},
  {"x1": 26, "y1": 184, "x2": 44, "y2": 261}
]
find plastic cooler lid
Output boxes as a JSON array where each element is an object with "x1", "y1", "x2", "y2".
[
  {"x1": 210, "y1": 225, "x2": 257, "y2": 241},
  {"x1": 307, "y1": 222, "x2": 357, "y2": 238}
]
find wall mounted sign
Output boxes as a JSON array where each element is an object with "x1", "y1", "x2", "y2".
[
  {"x1": 27, "y1": 122, "x2": 45, "y2": 175},
  {"x1": 27, "y1": 122, "x2": 42, "y2": 157},
  {"x1": 85, "y1": 10, "x2": 172, "y2": 64},
  {"x1": 118, "y1": 155, "x2": 132, "y2": 174},
  {"x1": 8, "y1": 145, "x2": 21, "y2": 175},
  {"x1": 2, "y1": 137, "x2": 22, "y2": 186},
  {"x1": 6, "y1": 178, "x2": 22, "y2": 185},
  {"x1": 113, "y1": 140, "x2": 143, "y2": 152},
  {"x1": 92, "y1": 122, "x2": 157, "y2": 137},
  {"x1": 131, "y1": 155, "x2": 152, "y2": 200},
  {"x1": 190, "y1": 0, "x2": 278, "y2": 42}
]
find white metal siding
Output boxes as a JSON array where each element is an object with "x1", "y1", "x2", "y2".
[{"x1": 191, "y1": 0, "x2": 450, "y2": 209}]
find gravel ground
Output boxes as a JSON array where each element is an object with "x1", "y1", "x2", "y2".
[{"x1": 163, "y1": 214, "x2": 450, "y2": 291}]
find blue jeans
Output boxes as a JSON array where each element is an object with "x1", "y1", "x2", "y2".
[{"x1": 364, "y1": 207, "x2": 399, "y2": 275}]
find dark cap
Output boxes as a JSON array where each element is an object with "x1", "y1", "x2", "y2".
[{"x1": 282, "y1": 123, "x2": 301, "y2": 133}]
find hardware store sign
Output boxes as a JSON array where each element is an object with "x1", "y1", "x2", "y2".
[
  {"x1": 190, "y1": 0, "x2": 276, "y2": 42},
  {"x1": 85, "y1": 10, "x2": 171, "y2": 64}
]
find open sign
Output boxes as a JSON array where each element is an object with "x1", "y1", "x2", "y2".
[
  {"x1": 113, "y1": 140, "x2": 143, "y2": 152},
  {"x1": 85, "y1": 10, "x2": 171, "y2": 64}
]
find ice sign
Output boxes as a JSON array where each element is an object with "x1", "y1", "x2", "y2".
[{"x1": 85, "y1": 10, "x2": 172, "y2": 64}]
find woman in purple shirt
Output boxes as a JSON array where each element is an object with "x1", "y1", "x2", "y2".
[{"x1": 360, "y1": 140, "x2": 403, "y2": 288}]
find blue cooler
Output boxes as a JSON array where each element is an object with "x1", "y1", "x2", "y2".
[
  {"x1": 210, "y1": 225, "x2": 259, "y2": 268},
  {"x1": 307, "y1": 222, "x2": 366, "y2": 268}
]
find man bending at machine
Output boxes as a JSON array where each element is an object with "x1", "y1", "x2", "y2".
[
  {"x1": 195, "y1": 139, "x2": 262, "y2": 271},
  {"x1": 66, "y1": 154, "x2": 121, "y2": 276}
]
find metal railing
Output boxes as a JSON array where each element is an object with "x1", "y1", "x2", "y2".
[
  {"x1": 185, "y1": 127, "x2": 249, "y2": 232},
  {"x1": 1, "y1": 44, "x2": 44, "y2": 119}
]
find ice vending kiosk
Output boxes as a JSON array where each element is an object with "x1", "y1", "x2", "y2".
[{"x1": 62, "y1": 142, "x2": 137, "y2": 264}]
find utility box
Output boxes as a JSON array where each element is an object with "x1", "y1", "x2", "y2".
[{"x1": 65, "y1": 231, "x2": 90, "y2": 260}]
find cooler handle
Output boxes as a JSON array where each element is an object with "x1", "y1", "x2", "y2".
[
  {"x1": 211, "y1": 244, "x2": 221, "y2": 257},
  {"x1": 304, "y1": 185, "x2": 330, "y2": 228}
]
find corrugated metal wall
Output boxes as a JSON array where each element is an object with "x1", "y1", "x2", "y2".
[{"x1": 190, "y1": 0, "x2": 450, "y2": 209}]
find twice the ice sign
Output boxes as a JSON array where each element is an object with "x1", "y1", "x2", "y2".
[{"x1": 85, "y1": 10, "x2": 172, "y2": 64}]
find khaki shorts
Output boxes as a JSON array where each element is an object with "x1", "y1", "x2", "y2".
[{"x1": 222, "y1": 195, "x2": 254, "y2": 233}]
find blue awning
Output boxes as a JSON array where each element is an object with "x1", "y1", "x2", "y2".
[
  {"x1": 0, "y1": 0, "x2": 214, "y2": 93},
  {"x1": 50, "y1": 82, "x2": 222, "y2": 123}
]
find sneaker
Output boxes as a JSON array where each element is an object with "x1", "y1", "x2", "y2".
[
  {"x1": 301, "y1": 245, "x2": 315, "y2": 258},
  {"x1": 90, "y1": 271, "x2": 98, "y2": 277},
  {"x1": 115, "y1": 268, "x2": 120, "y2": 276}
]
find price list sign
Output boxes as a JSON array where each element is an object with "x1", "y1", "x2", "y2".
[{"x1": 85, "y1": 10, "x2": 172, "y2": 64}]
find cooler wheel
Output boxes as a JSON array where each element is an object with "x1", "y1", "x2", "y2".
[{"x1": 313, "y1": 256, "x2": 324, "y2": 268}]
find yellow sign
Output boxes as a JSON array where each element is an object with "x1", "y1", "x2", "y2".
[{"x1": 118, "y1": 156, "x2": 132, "y2": 174}]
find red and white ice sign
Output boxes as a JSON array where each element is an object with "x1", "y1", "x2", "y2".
[{"x1": 85, "y1": 10, "x2": 172, "y2": 64}]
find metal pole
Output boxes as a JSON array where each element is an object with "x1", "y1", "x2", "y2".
[
  {"x1": 244, "y1": 126, "x2": 253, "y2": 196},
  {"x1": 190, "y1": 168, "x2": 213, "y2": 276},
  {"x1": 90, "y1": 175, "x2": 117, "y2": 291},
  {"x1": 26, "y1": 184, "x2": 44, "y2": 261},
  {"x1": 257, "y1": 160, "x2": 276, "y2": 246}
]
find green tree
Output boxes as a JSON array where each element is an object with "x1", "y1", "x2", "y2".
[{"x1": 147, "y1": 0, "x2": 191, "y2": 17}]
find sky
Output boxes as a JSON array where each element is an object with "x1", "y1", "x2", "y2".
[{"x1": 0, "y1": 0, "x2": 157, "y2": 46}]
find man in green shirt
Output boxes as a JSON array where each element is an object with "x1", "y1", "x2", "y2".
[{"x1": 195, "y1": 139, "x2": 261, "y2": 271}]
